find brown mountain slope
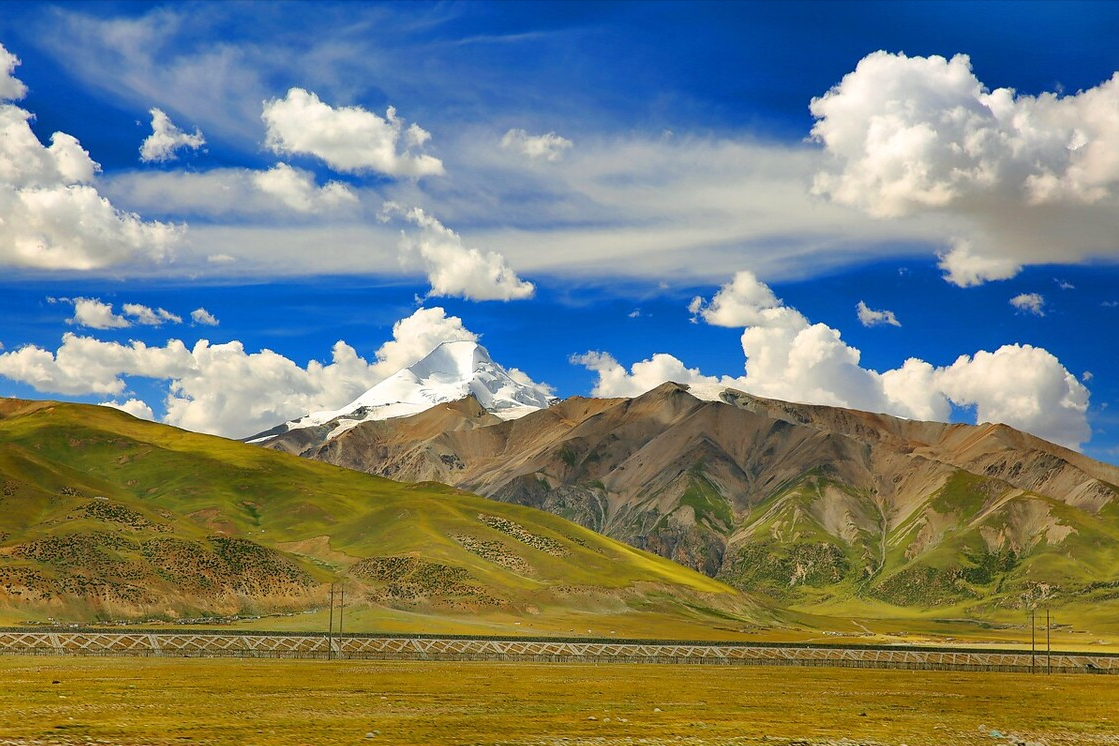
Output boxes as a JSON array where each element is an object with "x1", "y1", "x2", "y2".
[{"x1": 259, "y1": 383, "x2": 1119, "y2": 616}]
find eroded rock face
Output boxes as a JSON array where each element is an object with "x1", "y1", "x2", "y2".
[{"x1": 259, "y1": 383, "x2": 1119, "y2": 607}]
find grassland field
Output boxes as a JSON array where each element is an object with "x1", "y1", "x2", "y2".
[{"x1": 1, "y1": 656, "x2": 1117, "y2": 746}]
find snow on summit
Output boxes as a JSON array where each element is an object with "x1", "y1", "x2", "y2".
[
  {"x1": 250, "y1": 341, "x2": 554, "y2": 442},
  {"x1": 348, "y1": 340, "x2": 553, "y2": 417}
]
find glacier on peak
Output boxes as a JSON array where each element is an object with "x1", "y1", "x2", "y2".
[{"x1": 247, "y1": 340, "x2": 555, "y2": 443}]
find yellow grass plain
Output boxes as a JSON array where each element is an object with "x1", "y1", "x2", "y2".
[{"x1": 1, "y1": 656, "x2": 1117, "y2": 746}]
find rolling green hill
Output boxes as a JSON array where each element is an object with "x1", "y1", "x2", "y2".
[{"x1": 0, "y1": 399, "x2": 754, "y2": 637}]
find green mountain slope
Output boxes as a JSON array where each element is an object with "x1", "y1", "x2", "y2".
[{"x1": 0, "y1": 399, "x2": 753, "y2": 636}]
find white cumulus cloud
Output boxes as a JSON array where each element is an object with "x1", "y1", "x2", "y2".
[
  {"x1": 99, "y1": 398, "x2": 154, "y2": 421},
  {"x1": 0, "y1": 333, "x2": 195, "y2": 396},
  {"x1": 370, "y1": 306, "x2": 478, "y2": 377},
  {"x1": 577, "y1": 271, "x2": 1090, "y2": 449},
  {"x1": 811, "y1": 50, "x2": 1119, "y2": 286},
  {"x1": 0, "y1": 43, "x2": 28, "y2": 101},
  {"x1": 384, "y1": 203, "x2": 535, "y2": 301},
  {"x1": 0, "y1": 43, "x2": 180, "y2": 270},
  {"x1": 160, "y1": 339, "x2": 376, "y2": 437},
  {"x1": 123, "y1": 303, "x2": 181, "y2": 326},
  {"x1": 262, "y1": 88, "x2": 444, "y2": 178},
  {"x1": 139, "y1": 107, "x2": 205, "y2": 163},
  {"x1": 63, "y1": 297, "x2": 182, "y2": 328},
  {"x1": 68, "y1": 298, "x2": 130, "y2": 330},
  {"x1": 1010, "y1": 292, "x2": 1046, "y2": 316},
  {"x1": 936, "y1": 345, "x2": 1088, "y2": 448},
  {"x1": 856, "y1": 300, "x2": 901, "y2": 327},
  {"x1": 572, "y1": 350, "x2": 734, "y2": 401},
  {"x1": 689, "y1": 271, "x2": 783, "y2": 327},
  {"x1": 501, "y1": 129, "x2": 573, "y2": 162},
  {"x1": 191, "y1": 308, "x2": 219, "y2": 326},
  {"x1": 936, "y1": 240, "x2": 1022, "y2": 288}
]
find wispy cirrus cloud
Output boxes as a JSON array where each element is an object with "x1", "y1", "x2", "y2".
[
  {"x1": 104, "y1": 165, "x2": 359, "y2": 219},
  {"x1": 500, "y1": 128, "x2": 572, "y2": 162},
  {"x1": 20, "y1": 7, "x2": 947, "y2": 283}
]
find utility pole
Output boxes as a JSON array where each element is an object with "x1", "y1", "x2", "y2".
[
  {"x1": 337, "y1": 585, "x2": 345, "y2": 660},
  {"x1": 1047, "y1": 608, "x2": 1052, "y2": 675},
  {"x1": 1030, "y1": 608, "x2": 1036, "y2": 674},
  {"x1": 327, "y1": 583, "x2": 335, "y2": 661}
]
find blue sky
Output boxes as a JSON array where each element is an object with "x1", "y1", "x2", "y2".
[{"x1": 1, "y1": 1, "x2": 1119, "y2": 462}]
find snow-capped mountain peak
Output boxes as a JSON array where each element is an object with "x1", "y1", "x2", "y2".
[
  {"x1": 349, "y1": 340, "x2": 553, "y2": 416},
  {"x1": 247, "y1": 340, "x2": 554, "y2": 443}
]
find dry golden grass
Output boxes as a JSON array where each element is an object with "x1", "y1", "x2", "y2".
[{"x1": 1, "y1": 656, "x2": 1117, "y2": 745}]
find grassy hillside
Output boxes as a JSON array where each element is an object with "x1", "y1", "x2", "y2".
[
  {"x1": 720, "y1": 466, "x2": 1119, "y2": 639},
  {"x1": 0, "y1": 399, "x2": 753, "y2": 636}
]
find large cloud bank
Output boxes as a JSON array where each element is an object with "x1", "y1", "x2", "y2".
[
  {"x1": 811, "y1": 51, "x2": 1119, "y2": 286},
  {"x1": 0, "y1": 43, "x2": 180, "y2": 270},
  {"x1": 579, "y1": 271, "x2": 1090, "y2": 449},
  {"x1": 0, "y1": 307, "x2": 546, "y2": 438}
]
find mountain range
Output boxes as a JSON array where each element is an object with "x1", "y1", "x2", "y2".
[
  {"x1": 254, "y1": 342, "x2": 1119, "y2": 628},
  {"x1": 7, "y1": 337, "x2": 1119, "y2": 639}
]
